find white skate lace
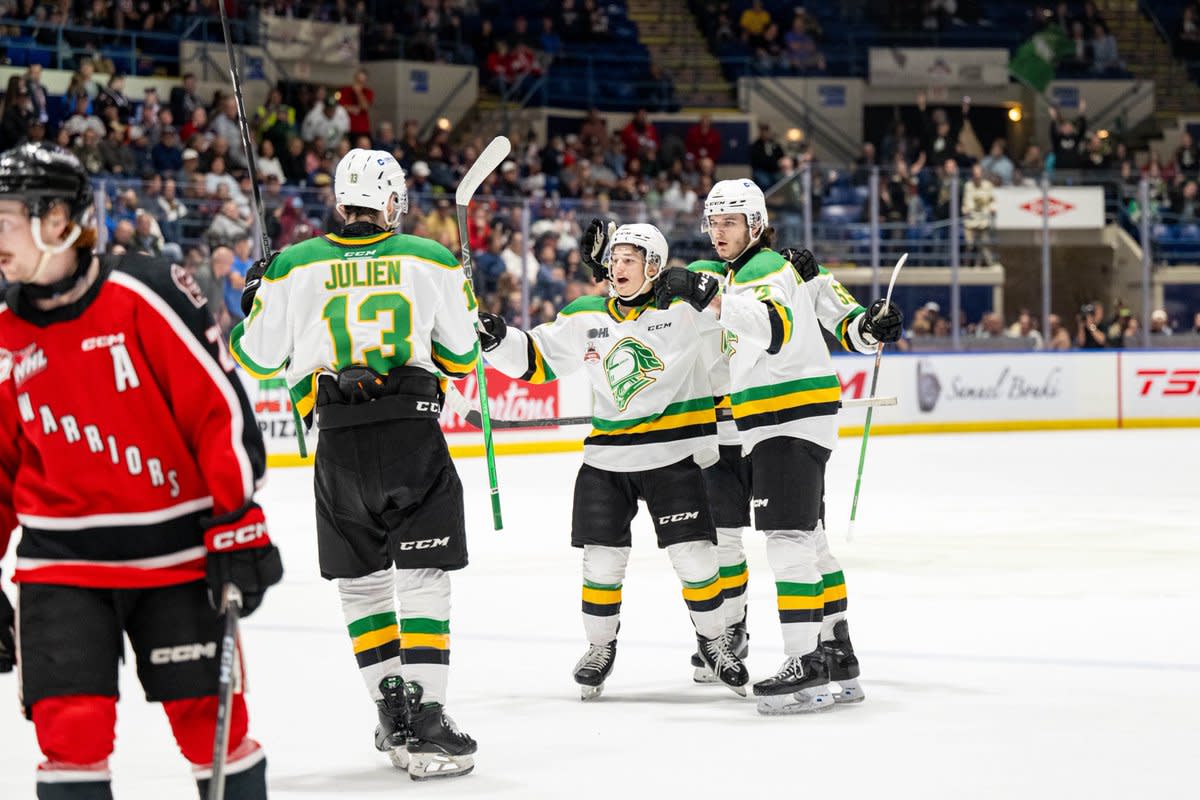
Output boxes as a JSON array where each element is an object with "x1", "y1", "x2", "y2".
[
  {"x1": 775, "y1": 656, "x2": 805, "y2": 680},
  {"x1": 579, "y1": 643, "x2": 613, "y2": 671},
  {"x1": 704, "y1": 636, "x2": 740, "y2": 670}
]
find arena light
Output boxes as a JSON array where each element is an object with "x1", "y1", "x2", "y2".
[
  {"x1": 1007, "y1": 106, "x2": 1022, "y2": 123},
  {"x1": 1098, "y1": 129, "x2": 1109, "y2": 139},
  {"x1": 437, "y1": 117, "x2": 452, "y2": 131},
  {"x1": 786, "y1": 127, "x2": 804, "y2": 143}
]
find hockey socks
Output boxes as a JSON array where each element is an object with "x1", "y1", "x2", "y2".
[{"x1": 581, "y1": 546, "x2": 629, "y2": 645}]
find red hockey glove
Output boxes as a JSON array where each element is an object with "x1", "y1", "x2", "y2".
[{"x1": 202, "y1": 504, "x2": 283, "y2": 617}]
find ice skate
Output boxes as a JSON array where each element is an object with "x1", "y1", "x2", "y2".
[
  {"x1": 574, "y1": 640, "x2": 617, "y2": 700},
  {"x1": 373, "y1": 676, "x2": 410, "y2": 769},
  {"x1": 752, "y1": 649, "x2": 835, "y2": 715},
  {"x1": 823, "y1": 620, "x2": 865, "y2": 704},
  {"x1": 404, "y1": 682, "x2": 476, "y2": 781},
  {"x1": 692, "y1": 616, "x2": 748, "y2": 683},
  {"x1": 696, "y1": 631, "x2": 750, "y2": 696}
]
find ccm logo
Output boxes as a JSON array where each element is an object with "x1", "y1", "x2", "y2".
[
  {"x1": 658, "y1": 511, "x2": 699, "y2": 524},
  {"x1": 416, "y1": 400, "x2": 441, "y2": 413},
  {"x1": 647, "y1": 323, "x2": 672, "y2": 331},
  {"x1": 150, "y1": 642, "x2": 217, "y2": 664},
  {"x1": 751, "y1": 498, "x2": 769, "y2": 509},
  {"x1": 1136, "y1": 368, "x2": 1200, "y2": 396},
  {"x1": 212, "y1": 522, "x2": 268, "y2": 550},
  {"x1": 399, "y1": 537, "x2": 450, "y2": 550},
  {"x1": 81, "y1": 333, "x2": 126, "y2": 351}
]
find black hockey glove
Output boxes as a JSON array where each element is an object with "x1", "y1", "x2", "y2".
[
  {"x1": 202, "y1": 504, "x2": 283, "y2": 618},
  {"x1": 240, "y1": 250, "x2": 278, "y2": 317},
  {"x1": 477, "y1": 311, "x2": 508, "y2": 352},
  {"x1": 0, "y1": 583, "x2": 13, "y2": 673},
  {"x1": 580, "y1": 218, "x2": 615, "y2": 282},
  {"x1": 655, "y1": 267, "x2": 719, "y2": 311},
  {"x1": 859, "y1": 299, "x2": 904, "y2": 344},
  {"x1": 780, "y1": 247, "x2": 819, "y2": 283}
]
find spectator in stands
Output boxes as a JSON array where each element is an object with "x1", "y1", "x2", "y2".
[
  {"x1": 739, "y1": 0, "x2": 772, "y2": 44},
  {"x1": 0, "y1": 75, "x2": 33, "y2": 151},
  {"x1": 206, "y1": 199, "x2": 253, "y2": 249},
  {"x1": 24, "y1": 63, "x2": 47, "y2": 126},
  {"x1": 408, "y1": 160, "x2": 435, "y2": 199},
  {"x1": 1082, "y1": 133, "x2": 1110, "y2": 171},
  {"x1": 211, "y1": 96, "x2": 249, "y2": 169},
  {"x1": 750, "y1": 122, "x2": 783, "y2": 190},
  {"x1": 154, "y1": 176, "x2": 187, "y2": 243},
  {"x1": 1046, "y1": 314, "x2": 1071, "y2": 350},
  {"x1": 509, "y1": 41, "x2": 544, "y2": 84},
  {"x1": 1193, "y1": 311, "x2": 1200, "y2": 334},
  {"x1": 339, "y1": 68, "x2": 375, "y2": 139},
  {"x1": 852, "y1": 142, "x2": 876, "y2": 186},
  {"x1": 931, "y1": 158, "x2": 959, "y2": 220},
  {"x1": 918, "y1": 92, "x2": 962, "y2": 166},
  {"x1": 485, "y1": 40, "x2": 513, "y2": 91},
  {"x1": 1049, "y1": 101, "x2": 1087, "y2": 170},
  {"x1": 1062, "y1": 21, "x2": 1091, "y2": 73},
  {"x1": 302, "y1": 95, "x2": 350, "y2": 146},
  {"x1": 1091, "y1": 23, "x2": 1122, "y2": 74},
  {"x1": 255, "y1": 138, "x2": 285, "y2": 184},
  {"x1": 558, "y1": 0, "x2": 587, "y2": 40},
  {"x1": 99, "y1": 126, "x2": 134, "y2": 174},
  {"x1": 1076, "y1": 301, "x2": 1107, "y2": 348},
  {"x1": 1175, "y1": 130, "x2": 1199, "y2": 176},
  {"x1": 1180, "y1": 6, "x2": 1200, "y2": 61},
  {"x1": 209, "y1": 244, "x2": 242, "y2": 324},
  {"x1": 585, "y1": 0, "x2": 610, "y2": 40},
  {"x1": 579, "y1": 109, "x2": 607, "y2": 156},
  {"x1": 95, "y1": 72, "x2": 133, "y2": 127},
  {"x1": 1171, "y1": 180, "x2": 1200, "y2": 222},
  {"x1": 975, "y1": 311, "x2": 1005, "y2": 339},
  {"x1": 784, "y1": 14, "x2": 825, "y2": 73},
  {"x1": 25, "y1": 119, "x2": 46, "y2": 147},
  {"x1": 66, "y1": 59, "x2": 99, "y2": 110},
  {"x1": 753, "y1": 23, "x2": 787, "y2": 72},
  {"x1": 540, "y1": 15, "x2": 564, "y2": 58},
  {"x1": 426, "y1": 197, "x2": 460, "y2": 251},
  {"x1": 255, "y1": 87, "x2": 297, "y2": 154},
  {"x1": 72, "y1": 126, "x2": 105, "y2": 174},
  {"x1": 171, "y1": 72, "x2": 201, "y2": 126},
  {"x1": 152, "y1": 126, "x2": 183, "y2": 174},
  {"x1": 1007, "y1": 309, "x2": 1044, "y2": 349},
  {"x1": 621, "y1": 108, "x2": 659, "y2": 162},
  {"x1": 685, "y1": 114, "x2": 721, "y2": 163},
  {"x1": 981, "y1": 138, "x2": 1014, "y2": 185},
  {"x1": 133, "y1": 210, "x2": 165, "y2": 257},
  {"x1": 110, "y1": 219, "x2": 136, "y2": 253},
  {"x1": 962, "y1": 163, "x2": 995, "y2": 266},
  {"x1": 1150, "y1": 309, "x2": 1173, "y2": 336}
]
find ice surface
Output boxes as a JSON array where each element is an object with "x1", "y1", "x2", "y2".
[{"x1": 2, "y1": 429, "x2": 1197, "y2": 799}]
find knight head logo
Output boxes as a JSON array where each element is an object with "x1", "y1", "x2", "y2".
[{"x1": 604, "y1": 337, "x2": 664, "y2": 411}]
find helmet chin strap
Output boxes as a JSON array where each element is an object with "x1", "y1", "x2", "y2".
[
  {"x1": 611, "y1": 257, "x2": 657, "y2": 302},
  {"x1": 22, "y1": 217, "x2": 89, "y2": 300},
  {"x1": 722, "y1": 220, "x2": 764, "y2": 264}
]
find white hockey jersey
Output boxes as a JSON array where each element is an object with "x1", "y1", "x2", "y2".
[
  {"x1": 484, "y1": 295, "x2": 723, "y2": 472},
  {"x1": 690, "y1": 249, "x2": 876, "y2": 454},
  {"x1": 229, "y1": 228, "x2": 480, "y2": 418}
]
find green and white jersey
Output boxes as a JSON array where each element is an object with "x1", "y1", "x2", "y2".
[
  {"x1": 689, "y1": 250, "x2": 875, "y2": 454},
  {"x1": 484, "y1": 295, "x2": 723, "y2": 472},
  {"x1": 229, "y1": 229, "x2": 480, "y2": 419}
]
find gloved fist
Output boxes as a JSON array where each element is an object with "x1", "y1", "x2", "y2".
[
  {"x1": 203, "y1": 504, "x2": 283, "y2": 617},
  {"x1": 581, "y1": 218, "x2": 616, "y2": 282},
  {"x1": 477, "y1": 311, "x2": 507, "y2": 352},
  {"x1": 780, "y1": 247, "x2": 819, "y2": 283},
  {"x1": 0, "y1": 585, "x2": 14, "y2": 673},
  {"x1": 859, "y1": 299, "x2": 904, "y2": 344},
  {"x1": 240, "y1": 250, "x2": 278, "y2": 317},
  {"x1": 654, "y1": 267, "x2": 719, "y2": 311}
]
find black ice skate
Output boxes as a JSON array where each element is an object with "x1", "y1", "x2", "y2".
[
  {"x1": 752, "y1": 648, "x2": 834, "y2": 715},
  {"x1": 573, "y1": 640, "x2": 617, "y2": 700},
  {"x1": 691, "y1": 615, "x2": 749, "y2": 684},
  {"x1": 404, "y1": 682, "x2": 477, "y2": 781},
  {"x1": 822, "y1": 619, "x2": 865, "y2": 704},
  {"x1": 696, "y1": 631, "x2": 750, "y2": 696},
  {"x1": 374, "y1": 676, "x2": 410, "y2": 769}
]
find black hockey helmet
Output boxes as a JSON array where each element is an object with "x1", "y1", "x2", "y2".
[{"x1": 0, "y1": 143, "x2": 94, "y2": 227}]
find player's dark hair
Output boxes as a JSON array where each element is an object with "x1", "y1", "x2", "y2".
[{"x1": 342, "y1": 205, "x2": 379, "y2": 220}]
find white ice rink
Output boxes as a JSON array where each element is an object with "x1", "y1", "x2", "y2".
[{"x1": 2, "y1": 428, "x2": 1197, "y2": 799}]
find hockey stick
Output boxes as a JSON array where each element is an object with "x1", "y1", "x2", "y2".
[
  {"x1": 214, "y1": 1, "x2": 311, "y2": 458},
  {"x1": 206, "y1": 584, "x2": 243, "y2": 800},
  {"x1": 847, "y1": 252, "x2": 907, "y2": 541},
  {"x1": 456, "y1": 136, "x2": 512, "y2": 531},
  {"x1": 459, "y1": 396, "x2": 898, "y2": 430}
]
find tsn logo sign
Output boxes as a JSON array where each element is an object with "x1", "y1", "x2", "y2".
[{"x1": 1135, "y1": 368, "x2": 1200, "y2": 396}]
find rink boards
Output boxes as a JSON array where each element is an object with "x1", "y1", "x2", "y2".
[{"x1": 246, "y1": 350, "x2": 1200, "y2": 466}]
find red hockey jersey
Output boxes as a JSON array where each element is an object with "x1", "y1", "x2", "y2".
[{"x1": 0, "y1": 254, "x2": 266, "y2": 588}]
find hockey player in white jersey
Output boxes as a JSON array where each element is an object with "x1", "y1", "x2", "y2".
[
  {"x1": 230, "y1": 149, "x2": 478, "y2": 778},
  {"x1": 659, "y1": 179, "x2": 902, "y2": 714},
  {"x1": 477, "y1": 222, "x2": 750, "y2": 699}
]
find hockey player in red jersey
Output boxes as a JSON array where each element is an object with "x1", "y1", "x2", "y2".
[{"x1": 0, "y1": 144, "x2": 282, "y2": 799}]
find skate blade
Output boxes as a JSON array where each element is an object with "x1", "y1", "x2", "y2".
[
  {"x1": 833, "y1": 679, "x2": 866, "y2": 704},
  {"x1": 407, "y1": 752, "x2": 474, "y2": 781},
  {"x1": 579, "y1": 683, "x2": 605, "y2": 701},
  {"x1": 387, "y1": 747, "x2": 411, "y2": 770},
  {"x1": 755, "y1": 686, "x2": 836, "y2": 715},
  {"x1": 692, "y1": 665, "x2": 719, "y2": 684}
]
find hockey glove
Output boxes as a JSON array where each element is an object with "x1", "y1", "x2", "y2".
[
  {"x1": 581, "y1": 218, "x2": 616, "y2": 282},
  {"x1": 0, "y1": 582, "x2": 13, "y2": 673},
  {"x1": 477, "y1": 311, "x2": 508, "y2": 352},
  {"x1": 240, "y1": 251, "x2": 278, "y2": 318},
  {"x1": 780, "y1": 247, "x2": 819, "y2": 283},
  {"x1": 202, "y1": 504, "x2": 283, "y2": 617},
  {"x1": 859, "y1": 299, "x2": 904, "y2": 344},
  {"x1": 655, "y1": 267, "x2": 719, "y2": 311}
]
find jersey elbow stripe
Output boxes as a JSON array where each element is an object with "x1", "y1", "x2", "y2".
[
  {"x1": 520, "y1": 337, "x2": 557, "y2": 384},
  {"x1": 432, "y1": 341, "x2": 479, "y2": 377},
  {"x1": 838, "y1": 307, "x2": 866, "y2": 351},
  {"x1": 229, "y1": 325, "x2": 284, "y2": 379},
  {"x1": 763, "y1": 300, "x2": 788, "y2": 355}
]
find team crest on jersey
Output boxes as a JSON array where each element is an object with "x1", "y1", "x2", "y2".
[
  {"x1": 604, "y1": 337, "x2": 664, "y2": 411},
  {"x1": 12, "y1": 343, "x2": 48, "y2": 386},
  {"x1": 721, "y1": 329, "x2": 738, "y2": 357},
  {"x1": 170, "y1": 263, "x2": 208, "y2": 309}
]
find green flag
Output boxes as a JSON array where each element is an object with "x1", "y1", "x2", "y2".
[{"x1": 1010, "y1": 25, "x2": 1074, "y2": 92}]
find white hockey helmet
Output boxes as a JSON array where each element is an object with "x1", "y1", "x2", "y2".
[
  {"x1": 702, "y1": 178, "x2": 768, "y2": 241},
  {"x1": 605, "y1": 222, "x2": 669, "y2": 300},
  {"x1": 334, "y1": 148, "x2": 408, "y2": 229}
]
